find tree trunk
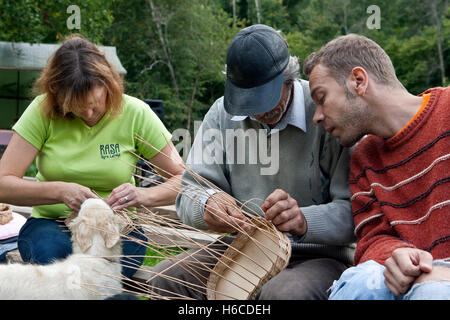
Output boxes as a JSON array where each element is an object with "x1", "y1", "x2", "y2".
[
  {"x1": 232, "y1": 0, "x2": 236, "y2": 26},
  {"x1": 147, "y1": 0, "x2": 180, "y2": 98},
  {"x1": 343, "y1": 0, "x2": 349, "y2": 34},
  {"x1": 430, "y1": 0, "x2": 447, "y2": 86},
  {"x1": 186, "y1": 73, "x2": 201, "y2": 131},
  {"x1": 255, "y1": 0, "x2": 261, "y2": 24}
]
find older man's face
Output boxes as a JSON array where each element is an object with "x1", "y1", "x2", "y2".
[
  {"x1": 253, "y1": 82, "x2": 292, "y2": 127},
  {"x1": 309, "y1": 64, "x2": 369, "y2": 147}
]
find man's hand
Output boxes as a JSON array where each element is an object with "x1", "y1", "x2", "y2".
[
  {"x1": 261, "y1": 189, "x2": 307, "y2": 236},
  {"x1": 383, "y1": 247, "x2": 433, "y2": 296},
  {"x1": 204, "y1": 192, "x2": 250, "y2": 233}
]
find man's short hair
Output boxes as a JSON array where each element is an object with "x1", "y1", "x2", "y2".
[{"x1": 303, "y1": 34, "x2": 400, "y2": 88}]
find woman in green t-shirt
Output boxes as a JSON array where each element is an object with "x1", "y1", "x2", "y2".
[{"x1": 0, "y1": 35, "x2": 184, "y2": 279}]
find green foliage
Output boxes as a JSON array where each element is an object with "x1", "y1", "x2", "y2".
[
  {"x1": 25, "y1": 162, "x2": 38, "y2": 178},
  {"x1": 0, "y1": 0, "x2": 114, "y2": 43},
  {"x1": 104, "y1": 0, "x2": 238, "y2": 133},
  {"x1": 38, "y1": 0, "x2": 115, "y2": 44},
  {"x1": 1, "y1": 0, "x2": 448, "y2": 132},
  {"x1": 0, "y1": 0, "x2": 44, "y2": 42}
]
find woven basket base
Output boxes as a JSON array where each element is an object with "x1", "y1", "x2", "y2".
[{"x1": 207, "y1": 218, "x2": 291, "y2": 300}]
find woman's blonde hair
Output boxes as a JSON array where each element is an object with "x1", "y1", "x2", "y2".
[{"x1": 34, "y1": 34, "x2": 124, "y2": 119}]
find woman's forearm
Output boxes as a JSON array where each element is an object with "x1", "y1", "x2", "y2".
[
  {"x1": 139, "y1": 174, "x2": 182, "y2": 208},
  {"x1": 0, "y1": 175, "x2": 66, "y2": 206},
  {"x1": 0, "y1": 175, "x2": 98, "y2": 212}
]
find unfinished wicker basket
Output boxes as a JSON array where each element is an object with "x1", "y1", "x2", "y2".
[
  {"x1": 206, "y1": 217, "x2": 291, "y2": 300},
  {"x1": 0, "y1": 203, "x2": 13, "y2": 225}
]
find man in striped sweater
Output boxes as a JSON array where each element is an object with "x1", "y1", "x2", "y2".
[{"x1": 303, "y1": 34, "x2": 449, "y2": 299}]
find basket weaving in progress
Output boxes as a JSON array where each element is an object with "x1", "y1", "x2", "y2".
[
  {"x1": 206, "y1": 217, "x2": 291, "y2": 300},
  {"x1": 104, "y1": 136, "x2": 293, "y2": 299}
]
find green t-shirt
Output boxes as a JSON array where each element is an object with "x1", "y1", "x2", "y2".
[{"x1": 13, "y1": 94, "x2": 172, "y2": 219}]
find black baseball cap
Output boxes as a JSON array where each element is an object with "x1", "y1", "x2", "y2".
[{"x1": 224, "y1": 24, "x2": 290, "y2": 116}]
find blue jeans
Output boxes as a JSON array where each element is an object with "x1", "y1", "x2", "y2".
[
  {"x1": 329, "y1": 260, "x2": 450, "y2": 300},
  {"x1": 17, "y1": 217, "x2": 147, "y2": 279}
]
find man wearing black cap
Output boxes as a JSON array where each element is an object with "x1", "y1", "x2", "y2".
[{"x1": 150, "y1": 24, "x2": 355, "y2": 299}]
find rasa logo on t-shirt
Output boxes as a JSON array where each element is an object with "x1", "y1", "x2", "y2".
[{"x1": 100, "y1": 144, "x2": 121, "y2": 159}]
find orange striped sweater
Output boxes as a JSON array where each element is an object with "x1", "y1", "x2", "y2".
[{"x1": 350, "y1": 86, "x2": 450, "y2": 265}]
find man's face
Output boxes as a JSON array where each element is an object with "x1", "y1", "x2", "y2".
[
  {"x1": 253, "y1": 82, "x2": 292, "y2": 127},
  {"x1": 309, "y1": 64, "x2": 369, "y2": 147}
]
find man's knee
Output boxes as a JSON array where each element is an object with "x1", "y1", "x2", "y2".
[
  {"x1": 404, "y1": 280, "x2": 450, "y2": 300},
  {"x1": 329, "y1": 260, "x2": 394, "y2": 300},
  {"x1": 413, "y1": 266, "x2": 450, "y2": 285},
  {"x1": 257, "y1": 275, "x2": 328, "y2": 299},
  {"x1": 149, "y1": 258, "x2": 182, "y2": 286},
  {"x1": 256, "y1": 258, "x2": 346, "y2": 300}
]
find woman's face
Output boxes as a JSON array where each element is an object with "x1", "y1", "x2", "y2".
[{"x1": 73, "y1": 86, "x2": 107, "y2": 127}]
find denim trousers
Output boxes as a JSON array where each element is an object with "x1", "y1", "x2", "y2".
[
  {"x1": 329, "y1": 260, "x2": 450, "y2": 300},
  {"x1": 17, "y1": 217, "x2": 147, "y2": 279}
]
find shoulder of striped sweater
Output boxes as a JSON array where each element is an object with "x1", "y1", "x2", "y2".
[
  {"x1": 422, "y1": 86, "x2": 449, "y2": 104},
  {"x1": 421, "y1": 85, "x2": 449, "y2": 95},
  {"x1": 436, "y1": 86, "x2": 450, "y2": 106}
]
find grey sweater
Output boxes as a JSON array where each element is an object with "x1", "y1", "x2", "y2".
[{"x1": 176, "y1": 79, "x2": 356, "y2": 265}]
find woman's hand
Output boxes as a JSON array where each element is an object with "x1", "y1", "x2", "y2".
[
  {"x1": 105, "y1": 182, "x2": 143, "y2": 211},
  {"x1": 60, "y1": 182, "x2": 99, "y2": 212}
]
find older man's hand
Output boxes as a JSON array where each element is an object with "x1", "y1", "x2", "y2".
[
  {"x1": 204, "y1": 192, "x2": 250, "y2": 233},
  {"x1": 261, "y1": 189, "x2": 307, "y2": 236}
]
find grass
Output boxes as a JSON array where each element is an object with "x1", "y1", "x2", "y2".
[{"x1": 142, "y1": 245, "x2": 185, "y2": 267}]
